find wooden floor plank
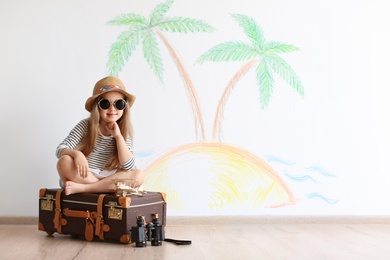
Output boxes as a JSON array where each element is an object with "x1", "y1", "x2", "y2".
[{"x1": 1, "y1": 223, "x2": 390, "y2": 259}]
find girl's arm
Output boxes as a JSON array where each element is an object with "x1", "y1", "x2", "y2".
[
  {"x1": 56, "y1": 119, "x2": 90, "y2": 178},
  {"x1": 115, "y1": 134, "x2": 134, "y2": 165},
  {"x1": 56, "y1": 119, "x2": 88, "y2": 158},
  {"x1": 59, "y1": 148, "x2": 90, "y2": 178},
  {"x1": 106, "y1": 122, "x2": 135, "y2": 170}
]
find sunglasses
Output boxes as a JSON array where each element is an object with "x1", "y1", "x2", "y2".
[{"x1": 98, "y1": 99, "x2": 127, "y2": 110}]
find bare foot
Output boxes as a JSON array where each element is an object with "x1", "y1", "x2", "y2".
[{"x1": 65, "y1": 181, "x2": 86, "y2": 195}]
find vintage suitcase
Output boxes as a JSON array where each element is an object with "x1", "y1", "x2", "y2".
[{"x1": 38, "y1": 188, "x2": 166, "y2": 244}]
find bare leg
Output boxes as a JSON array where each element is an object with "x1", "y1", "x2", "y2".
[
  {"x1": 65, "y1": 169, "x2": 144, "y2": 195},
  {"x1": 57, "y1": 155, "x2": 99, "y2": 185}
]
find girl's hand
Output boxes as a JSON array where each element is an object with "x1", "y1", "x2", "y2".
[
  {"x1": 73, "y1": 151, "x2": 90, "y2": 178},
  {"x1": 106, "y1": 121, "x2": 121, "y2": 139}
]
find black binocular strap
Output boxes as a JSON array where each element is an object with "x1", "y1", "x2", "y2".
[{"x1": 164, "y1": 238, "x2": 192, "y2": 245}]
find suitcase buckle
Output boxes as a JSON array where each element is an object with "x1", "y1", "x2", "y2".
[
  {"x1": 108, "y1": 202, "x2": 123, "y2": 220},
  {"x1": 40, "y1": 194, "x2": 54, "y2": 211}
]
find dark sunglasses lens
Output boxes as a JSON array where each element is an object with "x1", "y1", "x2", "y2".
[
  {"x1": 98, "y1": 99, "x2": 110, "y2": 110},
  {"x1": 115, "y1": 99, "x2": 127, "y2": 110}
]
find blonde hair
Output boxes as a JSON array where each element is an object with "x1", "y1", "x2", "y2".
[{"x1": 77, "y1": 97, "x2": 134, "y2": 170}]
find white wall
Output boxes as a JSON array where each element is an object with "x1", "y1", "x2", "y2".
[{"x1": 1, "y1": 0, "x2": 390, "y2": 217}]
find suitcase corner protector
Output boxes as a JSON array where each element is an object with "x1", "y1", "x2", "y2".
[
  {"x1": 39, "y1": 188, "x2": 47, "y2": 198},
  {"x1": 159, "y1": 192, "x2": 167, "y2": 202}
]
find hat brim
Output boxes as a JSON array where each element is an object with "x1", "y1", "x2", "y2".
[{"x1": 85, "y1": 89, "x2": 136, "y2": 112}]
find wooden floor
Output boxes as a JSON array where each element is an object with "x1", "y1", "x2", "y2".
[{"x1": 1, "y1": 218, "x2": 390, "y2": 259}]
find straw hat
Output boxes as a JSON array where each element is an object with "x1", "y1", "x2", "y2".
[{"x1": 85, "y1": 76, "x2": 136, "y2": 112}]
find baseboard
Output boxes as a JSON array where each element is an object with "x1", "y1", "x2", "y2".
[
  {"x1": 0, "y1": 217, "x2": 38, "y2": 225},
  {"x1": 167, "y1": 215, "x2": 390, "y2": 225},
  {"x1": 1, "y1": 215, "x2": 390, "y2": 225}
]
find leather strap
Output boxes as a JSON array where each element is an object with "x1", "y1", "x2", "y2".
[
  {"x1": 53, "y1": 190, "x2": 63, "y2": 234},
  {"x1": 164, "y1": 238, "x2": 192, "y2": 245},
  {"x1": 63, "y1": 208, "x2": 94, "y2": 219},
  {"x1": 59, "y1": 193, "x2": 110, "y2": 241},
  {"x1": 85, "y1": 219, "x2": 94, "y2": 241},
  {"x1": 62, "y1": 208, "x2": 97, "y2": 241},
  {"x1": 95, "y1": 194, "x2": 107, "y2": 239}
]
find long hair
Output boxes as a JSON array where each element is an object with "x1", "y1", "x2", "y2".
[{"x1": 77, "y1": 97, "x2": 134, "y2": 170}]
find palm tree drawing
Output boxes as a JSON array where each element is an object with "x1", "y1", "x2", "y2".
[
  {"x1": 197, "y1": 14, "x2": 304, "y2": 141},
  {"x1": 106, "y1": 1, "x2": 305, "y2": 211},
  {"x1": 107, "y1": 0, "x2": 214, "y2": 140},
  {"x1": 106, "y1": 0, "x2": 215, "y2": 141}
]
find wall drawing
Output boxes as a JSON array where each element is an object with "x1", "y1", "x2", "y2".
[
  {"x1": 196, "y1": 13, "x2": 304, "y2": 141},
  {"x1": 106, "y1": 0, "x2": 337, "y2": 213},
  {"x1": 106, "y1": 0, "x2": 214, "y2": 141}
]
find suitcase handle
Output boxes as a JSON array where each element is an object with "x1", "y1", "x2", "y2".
[
  {"x1": 63, "y1": 208, "x2": 95, "y2": 220},
  {"x1": 62, "y1": 194, "x2": 108, "y2": 241}
]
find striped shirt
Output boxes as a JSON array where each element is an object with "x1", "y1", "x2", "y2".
[{"x1": 56, "y1": 119, "x2": 136, "y2": 171}]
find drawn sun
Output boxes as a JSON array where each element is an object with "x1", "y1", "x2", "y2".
[{"x1": 143, "y1": 142, "x2": 296, "y2": 214}]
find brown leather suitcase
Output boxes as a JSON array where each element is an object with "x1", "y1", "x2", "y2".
[{"x1": 38, "y1": 188, "x2": 166, "y2": 244}]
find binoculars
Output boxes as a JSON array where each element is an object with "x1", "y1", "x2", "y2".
[{"x1": 131, "y1": 214, "x2": 165, "y2": 247}]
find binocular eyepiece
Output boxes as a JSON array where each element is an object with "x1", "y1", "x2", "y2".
[{"x1": 131, "y1": 214, "x2": 165, "y2": 247}]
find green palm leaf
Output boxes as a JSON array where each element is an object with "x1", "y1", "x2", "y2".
[
  {"x1": 231, "y1": 14, "x2": 265, "y2": 49},
  {"x1": 156, "y1": 17, "x2": 215, "y2": 33},
  {"x1": 264, "y1": 41, "x2": 300, "y2": 54},
  {"x1": 142, "y1": 31, "x2": 164, "y2": 83},
  {"x1": 265, "y1": 55, "x2": 304, "y2": 96},
  {"x1": 197, "y1": 42, "x2": 258, "y2": 64},
  {"x1": 107, "y1": 13, "x2": 147, "y2": 27},
  {"x1": 107, "y1": 29, "x2": 144, "y2": 77},
  {"x1": 256, "y1": 59, "x2": 274, "y2": 109},
  {"x1": 149, "y1": 0, "x2": 174, "y2": 25},
  {"x1": 106, "y1": 13, "x2": 148, "y2": 77}
]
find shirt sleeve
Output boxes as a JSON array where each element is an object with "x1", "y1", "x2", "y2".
[
  {"x1": 120, "y1": 137, "x2": 136, "y2": 170},
  {"x1": 55, "y1": 119, "x2": 88, "y2": 158}
]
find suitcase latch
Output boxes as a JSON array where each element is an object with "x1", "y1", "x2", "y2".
[
  {"x1": 41, "y1": 194, "x2": 54, "y2": 211},
  {"x1": 108, "y1": 202, "x2": 123, "y2": 220}
]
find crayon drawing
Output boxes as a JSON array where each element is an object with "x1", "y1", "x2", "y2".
[
  {"x1": 106, "y1": 0, "x2": 214, "y2": 141},
  {"x1": 106, "y1": 0, "x2": 337, "y2": 212}
]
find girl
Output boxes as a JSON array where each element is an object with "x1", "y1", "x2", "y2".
[{"x1": 56, "y1": 76, "x2": 144, "y2": 195}]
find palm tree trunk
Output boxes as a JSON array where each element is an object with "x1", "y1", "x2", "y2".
[
  {"x1": 154, "y1": 29, "x2": 206, "y2": 141},
  {"x1": 212, "y1": 59, "x2": 258, "y2": 142}
]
